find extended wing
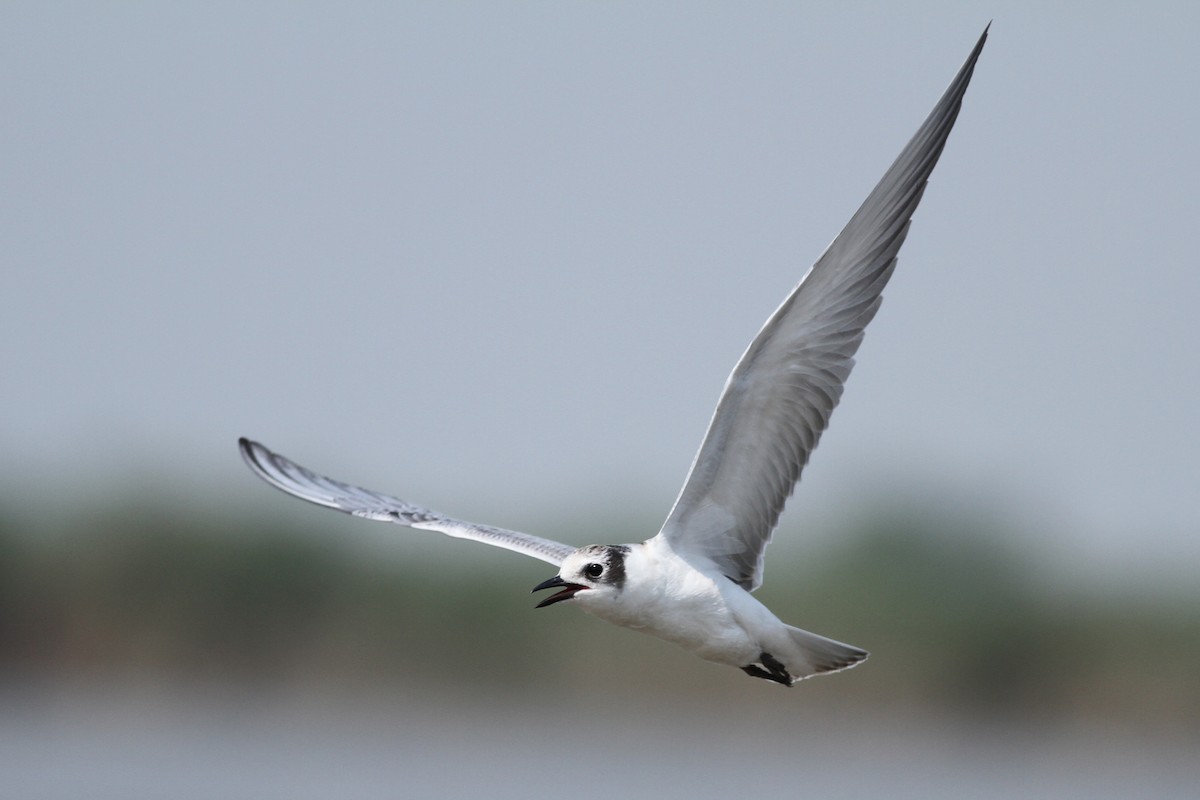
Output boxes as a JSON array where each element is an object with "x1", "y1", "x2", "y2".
[
  {"x1": 654, "y1": 28, "x2": 987, "y2": 591},
  {"x1": 239, "y1": 438, "x2": 575, "y2": 566}
]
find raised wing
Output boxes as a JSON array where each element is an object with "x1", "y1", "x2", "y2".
[
  {"x1": 239, "y1": 438, "x2": 575, "y2": 566},
  {"x1": 655, "y1": 28, "x2": 987, "y2": 591}
]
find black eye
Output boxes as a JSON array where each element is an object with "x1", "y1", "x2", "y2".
[{"x1": 584, "y1": 563, "x2": 604, "y2": 579}]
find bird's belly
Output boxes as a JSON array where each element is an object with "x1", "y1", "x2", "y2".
[{"x1": 583, "y1": 580, "x2": 759, "y2": 667}]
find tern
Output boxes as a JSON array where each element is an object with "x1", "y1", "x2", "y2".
[{"x1": 240, "y1": 28, "x2": 986, "y2": 686}]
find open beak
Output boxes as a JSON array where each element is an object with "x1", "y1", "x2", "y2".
[{"x1": 531, "y1": 575, "x2": 588, "y2": 608}]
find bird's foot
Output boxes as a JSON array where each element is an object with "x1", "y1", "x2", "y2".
[{"x1": 741, "y1": 652, "x2": 793, "y2": 686}]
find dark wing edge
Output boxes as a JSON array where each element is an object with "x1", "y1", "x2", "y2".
[{"x1": 238, "y1": 438, "x2": 574, "y2": 567}]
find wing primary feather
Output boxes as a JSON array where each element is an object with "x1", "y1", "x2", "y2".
[
  {"x1": 655, "y1": 28, "x2": 988, "y2": 592},
  {"x1": 237, "y1": 438, "x2": 574, "y2": 566}
]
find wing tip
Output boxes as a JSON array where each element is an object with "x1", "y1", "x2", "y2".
[
  {"x1": 237, "y1": 436, "x2": 297, "y2": 496},
  {"x1": 973, "y1": 22, "x2": 990, "y2": 58},
  {"x1": 963, "y1": 23, "x2": 989, "y2": 75},
  {"x1": 237, "y1": 436, "x2": 269, "y2": 475}
]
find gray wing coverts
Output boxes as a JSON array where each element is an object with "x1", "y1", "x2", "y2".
[
  {"x1": 238, "y1": 438, "x2": 574, "y2": 566},
  {"x1": 657, "y1": 29, "x2": 987, "y2": 591}
]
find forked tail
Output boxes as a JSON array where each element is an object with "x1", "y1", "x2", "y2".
[{"x1": 783, "y1": 625, "x2": 868, "y2": 683}]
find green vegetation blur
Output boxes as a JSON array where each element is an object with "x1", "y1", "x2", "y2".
[{"x1": 1, "y1": 496, "x2": 1196, "y2": 725}]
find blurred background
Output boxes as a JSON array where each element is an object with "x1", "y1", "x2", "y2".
[{"x1": 3, "y1": 2, "x2": 1198, "y2": 798}]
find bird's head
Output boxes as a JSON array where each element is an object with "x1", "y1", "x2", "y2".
[{"x1": 532, "y1": 544, "x2": 630, "y2": 608}]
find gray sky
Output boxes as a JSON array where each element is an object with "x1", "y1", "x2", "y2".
[{"x1": 3, "y1": 3, "x2": 1197, "y2": 577}]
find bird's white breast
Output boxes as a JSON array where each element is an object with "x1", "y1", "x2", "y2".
[{"x1": 573, "y1": 540, "x2": 767, "y2": 667}]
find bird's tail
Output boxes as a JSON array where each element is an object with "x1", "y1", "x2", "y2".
[{"x1": 783, "y1": 625, "x2": 869, "y2": 682}]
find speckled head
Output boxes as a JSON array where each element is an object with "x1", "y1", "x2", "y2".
[{"x1": 531, "y1": 544, "x2": 631, "y2": 607}]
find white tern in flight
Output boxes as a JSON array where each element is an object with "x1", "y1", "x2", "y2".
[{"x1": 240, "y1": 28, "x2": 986, "y2": 686}]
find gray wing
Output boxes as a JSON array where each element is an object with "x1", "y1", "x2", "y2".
[
  {"x1": 239, "y1": 438, "x2": 575, "y2": 566},
  {"x1": 654, "y1": 28, "x2": 987, "y2": 591}
]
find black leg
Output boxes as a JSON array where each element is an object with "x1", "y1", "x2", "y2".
[
  {"x1": 760, "y1": 651, "x2": 791, "y2": 682},
  {"x1": 741, "y1": 664, "x2": 775, "y2": 681},
  {"x1": 741, "y1": 652, "x2": 793, "y2": 686}
]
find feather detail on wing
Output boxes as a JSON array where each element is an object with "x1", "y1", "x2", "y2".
[
  {"x1": 655, "y1": 28, "x2": 988, "y2": 591},
  {"x1": 238, "y1": 438, "x2": 575, "y2": 566}
]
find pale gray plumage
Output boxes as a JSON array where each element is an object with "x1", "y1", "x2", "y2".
[
  {"x1": 238, "y1": 27, "x2": 987, "y2": 685},
  {"x1": 658, "y1": 28, "x2": 987, "y2": 590},
  {"x1": 239, "y1": 438, "x2": 574, "y2": 566}
]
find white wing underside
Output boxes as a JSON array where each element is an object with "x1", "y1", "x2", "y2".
[
  {"x1": 239, "y1": 438, "x2": 574, "y2": 566},
  {"x1": 654, "y1": 29, "x2": 987, "y2": 591}
]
